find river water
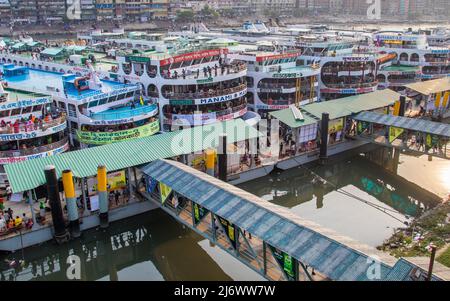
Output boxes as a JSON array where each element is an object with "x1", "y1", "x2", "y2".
[{"x1": 1, "y1": 147, "x2": 448, "y2": 281}]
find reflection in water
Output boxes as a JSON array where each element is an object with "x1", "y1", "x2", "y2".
[
  {"x1": 1, "y1": 148, "x2": 447, "y2": 280},
  {"x1": 239, "y1": 152, "x2": 442, "y2": 247},
  {"x1": 0, "y1": 210, "x2": 233, "y2": 281}
]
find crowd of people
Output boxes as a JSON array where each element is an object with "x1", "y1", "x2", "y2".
[
  {"x1": 161, "y1": 60, "x2": 246, "y2": 80},
  {"x1": 0, "y1": 208, "x2": 33, "y2": 235},
  {"x1": 0, "y1": 112, "x2": 63, "y2": 134}
]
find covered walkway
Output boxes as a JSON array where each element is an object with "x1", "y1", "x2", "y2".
[
  {"x1": 350, "y1": 111, "x2": 450, "y2": 159},
  {"x1": 4, "y1": 119, "x2": 261, "y2": 193},
  {"x1": 140, "y1": 159, "x2": 443, "y2": 281}
]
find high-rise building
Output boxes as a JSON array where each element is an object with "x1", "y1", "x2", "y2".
[
  {"x1": 0, "y1": 0, "x2": 12, "y2": 25},
  {"x1": 9, "y1": 0, "x2": 38, "y2": 23},
  {"x1": 35, "y1": 0, "x2": 66, "y2": 23}
]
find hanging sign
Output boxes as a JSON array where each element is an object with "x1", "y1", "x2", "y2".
[
  {"x1": 217, "y1": 216, "x2": 237, "y2": 249},
  {"x1": 268, "y1": 244, "x2": 298, "y2": 281},
  {"x1": 357, "y1": 121, "x2": 370, "y2": 135},
  {"x1": 146, "y1": 176, "x2": 158, "y2": 194},
  {"x1": 159, "y1": 182, "x2": 172, "y2": 205},
  {"x1": 389, "y1": 127, "x2": 404, "y2": 143},
  {"x1": 193, "y1": 203, "x2": 209, "y2": 225}
]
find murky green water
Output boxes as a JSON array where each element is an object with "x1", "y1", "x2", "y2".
[{"x1": 1, "y1": 149, "x2": 448, "y2": 281}]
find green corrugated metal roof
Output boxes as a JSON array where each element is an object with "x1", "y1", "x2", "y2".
[
  {"x1": 5, "y1": 119, "x2": 261, "y2": 193},
  {"x1": 270, "y1": 107, "x2": 319, "y2": 128},
  {"x1": 40, "y1": 47, "x2": 64, "y2": 56},
  {"x1": 302, "y1": 89, "x2": 404, "y2": 120},
  {"x1": 12, "y1": 42, "x2": 25, "y2": 49},
  {"x1": 382, "y1": 65, "x2": 420, "y2": 72},
  {"x1": 406, "y1": 77, "x2": 450, "y2": 95}
]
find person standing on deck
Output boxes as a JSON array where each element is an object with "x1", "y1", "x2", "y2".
[{"x1": 6, "y1": 186, "x2": 12, "y2": 202}]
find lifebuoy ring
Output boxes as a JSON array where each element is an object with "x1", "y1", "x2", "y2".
[{"x1": 74, "y1": 77, "x2": 89, "y2": 91}]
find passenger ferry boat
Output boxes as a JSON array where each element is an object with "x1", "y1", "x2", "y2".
[
  {"x1": 0, "y1": 77, "x2": 68, "y2": 179},
  {"x1": 372, "y1": 33, "x2": 450, "y2": 81},
  {"x1": 229, "y1": 43, "x2": 320, "y2": 119},
  {"x1": 0, "y1": 62, "x2": 156, "y2": 149},
  {"x1": 115, "y1": 45, "x2": 248, "y2": 132},
  {"x1": 295, "y1": 35, "x2": 380, "y2": 101}
]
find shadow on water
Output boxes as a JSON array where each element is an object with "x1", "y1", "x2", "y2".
[
  {"x1": 0, "y1": 210, "x2": 232, "y2": 281},
  {"x1": 239, "y1": 147, "x2": 442, "y2": 218}
]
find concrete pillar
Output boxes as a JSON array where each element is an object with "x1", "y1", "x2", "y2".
[
  {"x1": 205, "y1": 148, "x2": 215, "y2": 177},
  {"x1": 44, "y1": 165, "x2": 69, "y2": 244},
  {"x1": 399, "y1": 96, "x2": 406, "y2": 117},
  {"x1": 27, "y1": 190, "x2": 36, "y2": 228},
  {"x1": 62, "y1": 170, "x2": 81, "y2": 238},
  {"x1": 218, "y1": 134, "x2": 228, "y2": 182},
  {"x1": 319, "y1": 113, "x2": 329, "y2": 165},
  {"x1": 97, "y1": 165, "x2": 109, "y2": 228}
]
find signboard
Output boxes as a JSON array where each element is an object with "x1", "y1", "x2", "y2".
[
  {"x1": 0, "y1": 97, "x2": 51, "y2": 110},
  {"x1": 217, "y1": 216, "x2": 237, "y2": 249},
  {"x1": 0, "y1": 142, "x2": 69, "y2": 164},
  {"x1": 389, "y1": 127, "x2": 404, "y2": 143},
  {"x1": 256, "y1": 51, "x2": 300, "y2": 62},
  {"x1": 159, "y1": 182, "x2": 172, "y2": 205},
  {"x1": 321, "y1": 87, "x2": 376, "y2": 94},
  {"x1": 87, "y1": 170, "x2": 127, "y2": 195},
  {"x1": 197, "y1": 78, "x2": 214, "y2": 84},
  {"x1": 193, "y1": 203, "x2": 209, "y2": 226},
  {"x1": 169, "y1": 99, "x2": 195, "y2": 106},
  {"x1": 357, "y1": 121, "x2": 370, "y2": 135},
  {"x1": 256, "y1": 104, "x2": 290, "y2": 110},
  {"x1": 77, "y1": 121, "x2": 160, "y2": 145},
  {"x1": 125, "y1": 56, "x2": 150, "y2": 63},
  {"x1": 328, "y1": 118, "x2": 344, "y2": 133},
  {"x1": 0, "y1": 122, "x2": 67, "y2": 142},
  {"x1": 342, "y1": 56, "x2": 371, "y2": 62},
  {"x1": 268, "y1": 244, "x2": 298, "y2": 281},
  {"x1": 146, "y1": 176, "x2": 158, "y2": 194},
  {"x1": 217, "y1": 107, "x2": 247, "y2": 122},
  {"x1": 273, "y1": 72, "x2": 302, "y2": 79},
  {"x1": 196, "y1": 89, "x2": 247, "y2": 105},
  {"x1": 160, "y1": 49, "x2": 228, "y2": 66}
]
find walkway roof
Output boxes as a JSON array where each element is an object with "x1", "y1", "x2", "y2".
[
  {"x1": 353, "y1": 111, "x2": 450, "y2": 138},
  {"x1": 302, "y1": 89, "x2": 403, "y2": 120},
  {"x1": 142, "y1": 159, "x2": 442, "y2": 281},
  {"x1": 40, "y1": 47, "x2": 64, "y2": 56},
  {"x1": 5, "y1": 119, "x2": 261, "y2": 193},
  {"x1": 269, "y1": 108, "x2": 319, "y2": 128},
  {"x1": 405, "y1": 77, "x2": 450, "y2": 95}
]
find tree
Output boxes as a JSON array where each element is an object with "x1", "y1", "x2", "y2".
[
  {"x1": 176, "y1": 10, "x2": 195, "y2": 22},
  {"x1": 200, "y1": 5, "x2": 219, "y2": 18}
]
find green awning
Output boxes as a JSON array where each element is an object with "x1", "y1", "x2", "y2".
[
  {"x1": 5, "y1": 119, "x2": 262, "y2": 193},
  {"x1": 302, "y1": 89, "x2": 405, "y2": 120},
  {"x1": 406, "y1": 77, "x2": 450, "y2": 95},
  {"x1": 40, "y1": 47, "x2": 64, "y2": 56},
  {"x1": 12, "y1": 42, "x2": 25, "y2": 49},
  {"x1": 270, "y1": 108, "x2": 319, "y2": 128}
]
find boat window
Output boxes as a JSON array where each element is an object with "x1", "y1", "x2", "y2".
[
  {"x1": 68, "y1": 104, "x2": 77, "y2": 118},
  {"x1": 88, "y1": 100, "x2": 98, "y2": 108},
  {"x1": 11, "y1": 108, "x2": 21, "y2": 116},
  {"x1": 98, "y1": 98, "x2": 108, "y2": 106},
  {"x1": 59, "y1": 102, "x2": 66, "y2": 111},
  {"x1": 171, "y1": 62, "x2": 182, "y2": 69},
  {"x1": 117, "y1": 93, "x2": 126, "y2": 100},
  {"x1": 107, "y1": 96, "x2": 117, "y2": 103},
  {"x1": 32, "y1": 105, "x2": 42, "y2": 112},
  {"x1": 126, "y1": 92, "x2": 134, "y2": 98},
  {"x1": 22, "y1": 106, "x2": 33, "y2": 114},
  {"x1": 192, "y1": 59, "x2": 202, "y2": 66},
  {"x1": 0, "y1": 110, "x2": 10, "y2": 118}
]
